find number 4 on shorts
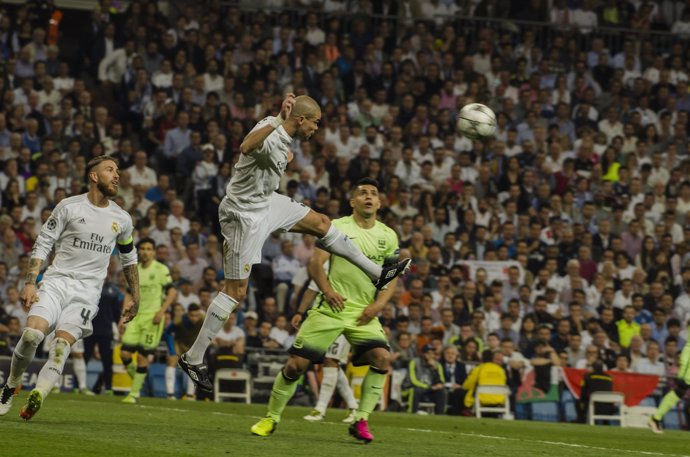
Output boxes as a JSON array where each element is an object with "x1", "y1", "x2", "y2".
[{"x1": 80, "y1": 308, "x2": 91, "y2": 326}]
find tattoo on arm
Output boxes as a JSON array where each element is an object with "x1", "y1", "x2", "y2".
[
  {"x1": 25, "y1": 258, "x2": 44, "y2": 284},
  {"x1": 123, "y1": 264, "x2": 140, "y2": 304}
]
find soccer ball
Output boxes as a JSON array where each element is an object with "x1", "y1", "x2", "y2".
[{"x1": 456, "y1": 103, "x2": 497, "y2": 140}]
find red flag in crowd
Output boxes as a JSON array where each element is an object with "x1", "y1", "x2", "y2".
[{"x1": 562, "y1": 367, "x2": 660, "y2": 407}]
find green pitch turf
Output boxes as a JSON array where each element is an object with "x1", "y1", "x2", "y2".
[{"x1": 1, "y1": 392, "x2": 687, "y2": 457}]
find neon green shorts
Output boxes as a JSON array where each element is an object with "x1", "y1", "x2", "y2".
[
  {"x1": 289, "y1": 308, "x2": 389, "y2": 366},
  {"x1": 121, "y1": 313, "x2": 164, "y2": 353}
]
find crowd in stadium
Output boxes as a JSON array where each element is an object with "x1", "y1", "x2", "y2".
[{"x1": 1, "y1": 0, "x2": 690, "y2": 422}]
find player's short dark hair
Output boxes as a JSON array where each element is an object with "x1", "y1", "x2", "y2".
[
  {"x1": 354, "y1": 177, "x2": 379, "y2": 190},
  {"x1": 86, "y1": 155, "x2": 117, "y2": 174},
  {"x1": 137, "y1": 237, "x2": 156, "y2": 249}
]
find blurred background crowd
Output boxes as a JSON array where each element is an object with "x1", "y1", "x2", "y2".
[{"x1": 1, "y1": 0, "x2": 690, "y2": 425}]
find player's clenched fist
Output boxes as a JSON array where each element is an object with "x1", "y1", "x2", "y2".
[
  {"x1": 280, "y1": 93, "x2": 296, "y2": 120},
  {"x1": 121, "y1": 295, "x2": 139, "y2": 323},
  {"x1": 19, "y1": 283, "x2": 39, "y2": 311}
]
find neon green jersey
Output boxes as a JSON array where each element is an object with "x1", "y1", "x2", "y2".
[
  {"x1": 137, "y1": 260, "x2": 172, "y2": 314},
  {"x1": 320, "y1": 216, "x2": 399, "y2": 309}
]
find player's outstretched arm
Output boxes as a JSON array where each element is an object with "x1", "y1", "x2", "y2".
[
  {"x1": 239, "y1": 93, "x2": 295, "y2": 155},
  {"x1": 308, "y1": 247, "x2": 345, "y2": 312}
]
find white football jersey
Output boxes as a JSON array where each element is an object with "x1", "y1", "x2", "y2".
[
  {"x1": 225, "y1": 116, "x2": 292, "y2": 211},
  {"x1": 32, "y1": 194, "x2": 134, "y2": 283}
]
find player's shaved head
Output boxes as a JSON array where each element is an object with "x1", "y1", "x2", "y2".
[{"x1": 291, "y1": 95, "x2": 320, "y2": 119}]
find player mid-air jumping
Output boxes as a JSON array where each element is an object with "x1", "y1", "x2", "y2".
[{"x1": 178, "y1": 94, "x2": 410, "y2": 392}]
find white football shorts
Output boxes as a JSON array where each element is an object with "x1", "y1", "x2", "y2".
[
  {"x1": 219, "y1": 192, "x2": 311, "y2": 280},
  {"x1": 29, "y1": 276, "x2": 101, "y2": 341},
  {"x1": 324, "y1": 334, "x2": 351, "y2": 365}
]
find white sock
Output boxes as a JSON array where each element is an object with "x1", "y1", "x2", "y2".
[
  {"x1": 337, "y1": 367, "x2": 359, "y2": 410},
  {"x1": 8, "y1": 328, "x2": 45, "y2": 388},
  {"x1": 166, "y1": 366, "x2": 176, "y2": 395},
  {"x1": 319, "y1": 225, "x2": 382, "y2": 280},
  {"x1": 35, "y1": 338, "x2": 71, "y2": 399},
  {"x1": 186, "y1": 378, "x2": 196, "y2": 397},
  {"x1": 315, "y1": 366, "x2": 339, "y2": 415},
  {"x1": 72, "y1": 356, "x2": 87, "y2": 390},
  {"x1": 186, "y1": 292, "x2": 238, "y2": 364}
]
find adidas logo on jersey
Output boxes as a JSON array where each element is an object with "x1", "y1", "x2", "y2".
[{"x1": 77, "y1": 218, "x2": 86, "y2": 224}]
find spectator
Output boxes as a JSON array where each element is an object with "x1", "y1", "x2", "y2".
[
  {"x1": 635, "y1": 340, "x2": 665, "y2": 376},
  {"x1": 462, "y1": 349, "x2": 508, "y2": 415},
  {"x1": 616, "y1": 305, "x2": 641, "y2": 349},
  {"x1": 576, "y1": 360, "x2": 613, "y2": 423},
  {"x1": 405, "y1": 344, "x2": 447, "y2": 415},
  {"x1": 391, "y1": 331, "x2": 417, "y2": 370},
  {"x1": 211, "y1": 313, "x2": 245, "y2": 358},
  {"x1": 177, "y1": 242, "x2": 209, "y2": 282},
  {"x1": 441, "y1": 345, "x2": 467, "y2": 416},
  {"x1": 127, "y1": 150, "x2": 157, "y2": 190},
  {"x1": 176, "y1": 278, "x2": 199, "y2": 311}
]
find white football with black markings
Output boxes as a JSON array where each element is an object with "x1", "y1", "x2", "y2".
[{"x1": 457, "y1": 103, "x2": 497, "y2": 140}]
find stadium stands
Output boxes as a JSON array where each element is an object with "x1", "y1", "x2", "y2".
[{"x1": 1, "y1": 0, "x2": 690, "y2": 430}]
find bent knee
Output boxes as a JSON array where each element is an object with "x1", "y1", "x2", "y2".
[
  {"x1": 53, "y1": 337, "x2": 71, "y2": 353},
  {"x1": 284, "y1": 357, "x2": 309, "y2": 378},
  {"x1": 21, "y1": 327, "x2": 45, "y2": 346},
  {"x1": 223, "y1": 280, "x2": 248, "y2": 302},
  {"x1": 369, "y1": 350, "x2": 391, "y2": 370}
]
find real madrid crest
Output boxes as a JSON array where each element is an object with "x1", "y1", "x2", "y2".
[{"x1": 112, "y1": 222, "x2": 120, "y2": 233}]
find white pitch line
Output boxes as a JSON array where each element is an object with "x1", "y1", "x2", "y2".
[
  {"x1": 61, "y1": 398, "x2": 688, "y2": 457},
  {"x1": 211, "y1": 411, "x2": 263, "y2": 420},
  {"x1": 404, "y1": 428, "x2": 689, "y2": 457},
  {"x1": 66, "y1": 399, "x2": 190, "y2": 413}
]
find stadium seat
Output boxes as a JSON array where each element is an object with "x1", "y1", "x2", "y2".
[
  {"x1": 474, "y1": 385, "x2": 512, "y2": 419},
  {"x1": 587, "y1": 391, "x2": 626, "y2": 427},
  {"x1": 214, "y1": 369, "x2": 252, "y2": 404},
  {"x1": 418, "y1": 402, "x2": 436, "y2": 414}
]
